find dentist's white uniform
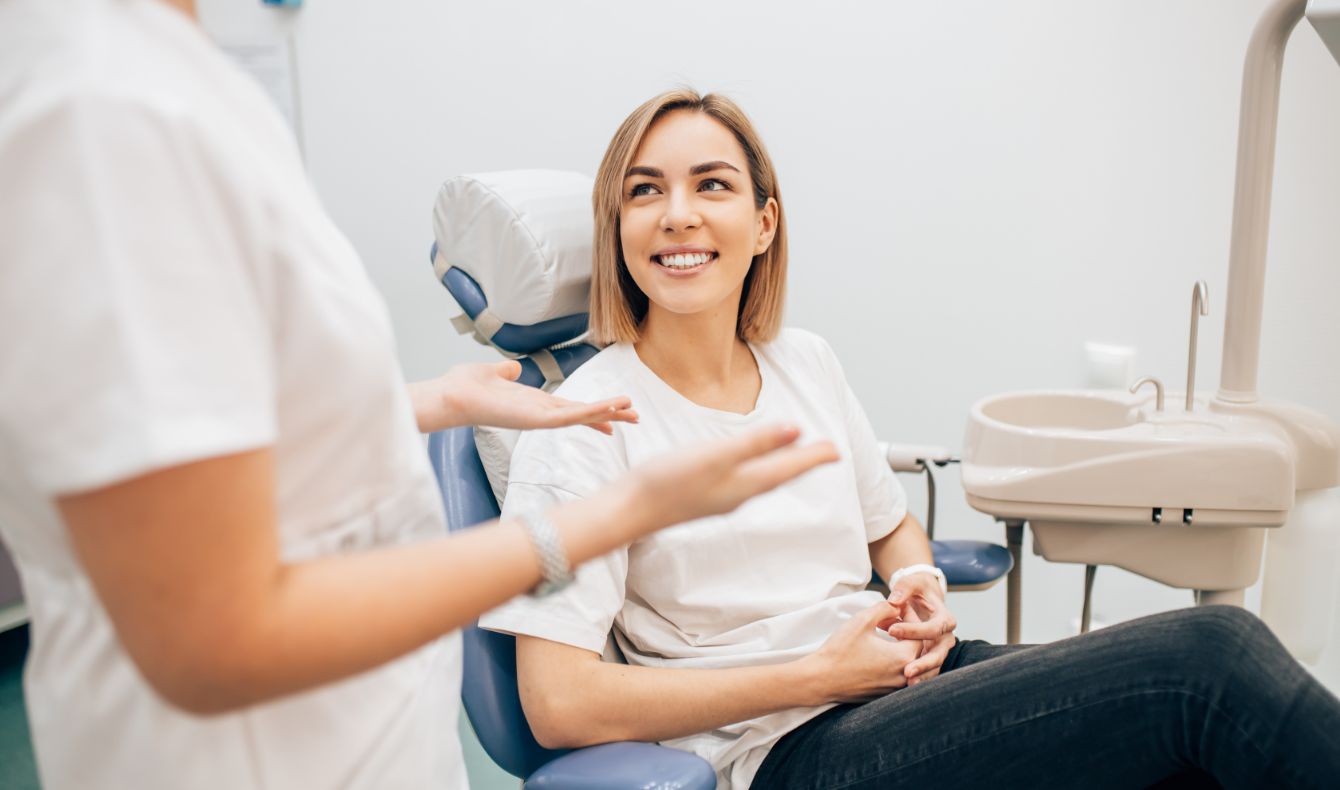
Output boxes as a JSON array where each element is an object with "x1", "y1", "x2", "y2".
[{"x1": 0, "y1": 0, "x2": 468, "y2": 787}]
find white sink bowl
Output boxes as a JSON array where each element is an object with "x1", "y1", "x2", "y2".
[
  {"x1": 963, "y1": 389, "x2": 1295, "y2": 528},
  {"x1": 979, "y1": 391, "x2": 1142, "y2": 432},
  {"x1": 961, "y1": 389, "x2": 1306, "y2": 590}
]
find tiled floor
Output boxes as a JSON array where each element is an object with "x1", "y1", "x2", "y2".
[{"x1": 0, "y1": 625, "x2": 515, "y2": 790}]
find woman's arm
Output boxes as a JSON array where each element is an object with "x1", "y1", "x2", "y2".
[
  {"x1": 868, "y1": 512, "x2": 934, "y2": 584},
  {"x1": 59, "y1": 425, "x2": 836, "y2": 715},
  {"x1": 517, "y1": 601, "x2": 919, "y2": 749}
]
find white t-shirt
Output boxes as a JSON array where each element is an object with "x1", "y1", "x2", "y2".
[
  {"x1": 480, "y1": 329, "x2": 908, "y2": 790},
  {"x1": 0, "y1": 1, "x2": 466, "y2": 788}
]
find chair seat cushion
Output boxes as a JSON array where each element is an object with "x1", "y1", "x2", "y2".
[
  {"x1": 931, "y1": 539, "x2": 1014, "y2": 587},
  {"x1": 525, "y1": 742, "x2": 715, "y2": 790}
]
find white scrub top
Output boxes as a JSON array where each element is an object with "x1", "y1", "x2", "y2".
[{"x1": 0, "y1": 1, "x2": 467, "y2": 788}]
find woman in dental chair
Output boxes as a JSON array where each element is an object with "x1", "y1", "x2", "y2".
[{"x1": 479, "y1": 89, "x2": 1340, "y2": 790}]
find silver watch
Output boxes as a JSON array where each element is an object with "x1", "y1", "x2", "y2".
[{"x1": 521, "y1": 513, "x2": 574, "y2": 597}]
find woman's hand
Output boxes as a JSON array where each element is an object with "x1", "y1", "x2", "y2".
[
  {"x1": 886, "y1": 577, "x2": 958, "y2": 686},
  {"x1": 409, "y1": 360, "x2": 638, "y2": 434},
  {"x1": 624, "y1": 424, "x2": 839, "y2": 535},
  {"x1": 799, "y1": 602, "x2": 923, "y2": 704}
]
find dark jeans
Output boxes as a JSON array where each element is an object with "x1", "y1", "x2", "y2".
[{"x1": 751, "y1": 606, "x2": 1340, "y2": 789}]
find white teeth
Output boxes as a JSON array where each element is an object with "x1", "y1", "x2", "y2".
[{"x1": 657, "y1": 252, "x2": 713, "y2": 269}]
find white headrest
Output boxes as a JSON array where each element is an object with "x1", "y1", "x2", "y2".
[{"x1": 431, "y1": 170, "x2": 594, "y2": 327}]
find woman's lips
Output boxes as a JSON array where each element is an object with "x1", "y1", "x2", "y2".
[{"x1": 652, "y1": 251, "x2": 717, "y2": 276}]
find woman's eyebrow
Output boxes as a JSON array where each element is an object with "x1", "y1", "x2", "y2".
[
  {"x1": 690, "y1": 160, "x2": 741, "y2": 175},
  {"x1": 624, "y1": 161, "x2": 742, "y2": 179}
]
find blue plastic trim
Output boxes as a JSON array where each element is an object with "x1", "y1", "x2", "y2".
[
  {"x1": 525, "y1": 742, "x2": 715, "y2": 790},
  {"x1": 432, "y1": 255, "x2": 590, "y2": 355},
  {"x1": 516, "y1": 344, "x2": 600, "y2": 389}
]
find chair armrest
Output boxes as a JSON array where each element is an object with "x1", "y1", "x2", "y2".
[
  {"x1": 879, "y1": 441, "x2": 953, "y2": 473},
  {"x1": 525, "y1": 742, "x2": 715, "y2": 790}
]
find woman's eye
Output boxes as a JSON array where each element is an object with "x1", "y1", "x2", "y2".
[
  {"x1": 629, "y1": 183, "x2": 659, "y2": 198},
  {"x1": 699, "y1": 178, "x2": 730, "y2": 192}
]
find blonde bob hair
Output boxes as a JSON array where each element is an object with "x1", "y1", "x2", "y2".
[{"x1": 589, "y1": 89, "x2": 787, "y2": 345}]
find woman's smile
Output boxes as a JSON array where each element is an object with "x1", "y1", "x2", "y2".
[{"x1": 652, "y1": 247, "x2": 719, "y2": 276}]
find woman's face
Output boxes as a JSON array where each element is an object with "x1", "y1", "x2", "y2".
[{"x1": 619, "y1": 110, "x2": 777, "y2": 323}]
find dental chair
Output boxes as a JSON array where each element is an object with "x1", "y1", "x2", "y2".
[{"x1": 426, "y1": 170, "x2": 1013, "y2": 788}]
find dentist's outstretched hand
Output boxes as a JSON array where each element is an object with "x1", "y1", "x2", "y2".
[
  {"x1": 629, "y1": 424, "x2": 839, "y2": 531},
  {"x1": 409, "y1": 360, "x2": 639, "y2": 434}
]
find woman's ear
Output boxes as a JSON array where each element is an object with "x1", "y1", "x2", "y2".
[{"x1": 753, "y1": 197, "x2": 779, "y2": 255}]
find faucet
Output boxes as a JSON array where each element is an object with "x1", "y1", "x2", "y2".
[
  {"x1": 1130, "y1": 376, "x2": 1165, "y2": 412},
  {"x1": 1186, "y1": 281, "x2": 1209, "y2": 412}
]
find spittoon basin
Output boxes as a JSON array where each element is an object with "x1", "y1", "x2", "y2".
[
  {"x1": 959, "y1": 389, "x2": 1331, "y2": 590},
  {"x1": 962, "y1": 390, "x2": 1297, "y2": 530}
]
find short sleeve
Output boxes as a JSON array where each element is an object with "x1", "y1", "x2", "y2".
[
  {"x1": 477, "y1": 423, "x2": 631, "y2": 654},
  {"x1": 0, "y1": 92, "x2": 276, "y2": 495},
  {"x1": 813, "y1": 335, "x2": 908, "y2": 541}
]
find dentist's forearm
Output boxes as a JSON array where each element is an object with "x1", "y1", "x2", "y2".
[
  {"x1": 62, "y1": 448, "x2": 653, "y2": 716},
  {"x1": 243, "y1": 490, "x2": 647, "y2": 708},
  {"x1": 406, "y1": 378, "x2": 462, "y2": 432}
]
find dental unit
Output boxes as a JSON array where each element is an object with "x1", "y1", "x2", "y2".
[{"x1": 961, "y1": 0, "x2": 1340, "y2": 659}]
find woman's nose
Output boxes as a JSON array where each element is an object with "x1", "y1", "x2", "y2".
[{"x1": 659, "y1": 190, "x2": 701, "y2": 233}]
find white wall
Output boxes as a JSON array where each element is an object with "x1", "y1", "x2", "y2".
[{"x1": 199, "y1": 0, "x2": 1340, "y2": 682}]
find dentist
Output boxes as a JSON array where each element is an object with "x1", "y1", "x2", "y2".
[{"x1": 0, "y1": 1, "x2": 836, "y2": 788}]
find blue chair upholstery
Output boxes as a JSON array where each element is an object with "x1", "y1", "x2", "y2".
[
  {"x1": 427, "y1": 427, "x2": 716, "y2": 790},
  {"x1": 933, "y1": 539, "x2": 1013, "y2": 589}
]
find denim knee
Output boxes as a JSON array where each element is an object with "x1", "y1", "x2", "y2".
[{"x1": 1160, "y1": 605, "x2": 1277, "y2": 670}]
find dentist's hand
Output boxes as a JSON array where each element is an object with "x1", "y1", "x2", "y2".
[
  {"x1": 626, "y1": 424, "x2": 839, "y2": 534},
  {"x1": 799, "y1": 602, "x2": 924, "y2": 704},
  {"x1": 886, "y1": 577, "x2": 958, "y2": 685},
  {"x1": 409, "y1": 360, "x2": 638, "y2": 434}
]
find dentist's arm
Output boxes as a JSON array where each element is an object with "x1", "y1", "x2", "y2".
[{"x1": 59, "y1": 425, "x2": 832, "y2": 716}]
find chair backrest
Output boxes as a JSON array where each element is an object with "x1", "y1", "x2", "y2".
[
  {"x1": 427, "y1": 427, "x2": 570, "y2": 778},
  {"x1": 428, "y1": 169, "x2": 603, "y2": 777}
]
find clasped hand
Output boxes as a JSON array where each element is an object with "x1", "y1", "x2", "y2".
[
  {"x1": 885, "y1": 575, "x2": 957, "y2": 686},
  {"x1": 808, "y1": 579, "x2": 958, "y2": 704}
]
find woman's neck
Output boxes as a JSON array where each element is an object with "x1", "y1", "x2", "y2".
[{"x1": 634, "y1": 293, "x2": 761, "y2": 413}]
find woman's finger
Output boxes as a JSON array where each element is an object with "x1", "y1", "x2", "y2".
[
  {"x1": 886, "y1": 612, "x2": 954, "y2": 641},
  {"x1": 850, "y1": 601, "x2": 902, "y2": 633},
  {"x1": 905, "y1": 635, "x2": 954, "y2": 680}
]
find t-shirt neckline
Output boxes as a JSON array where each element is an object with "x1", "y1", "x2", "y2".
[{"x1": 622, "y1": 340, "x2": 771, "y2": 423}]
